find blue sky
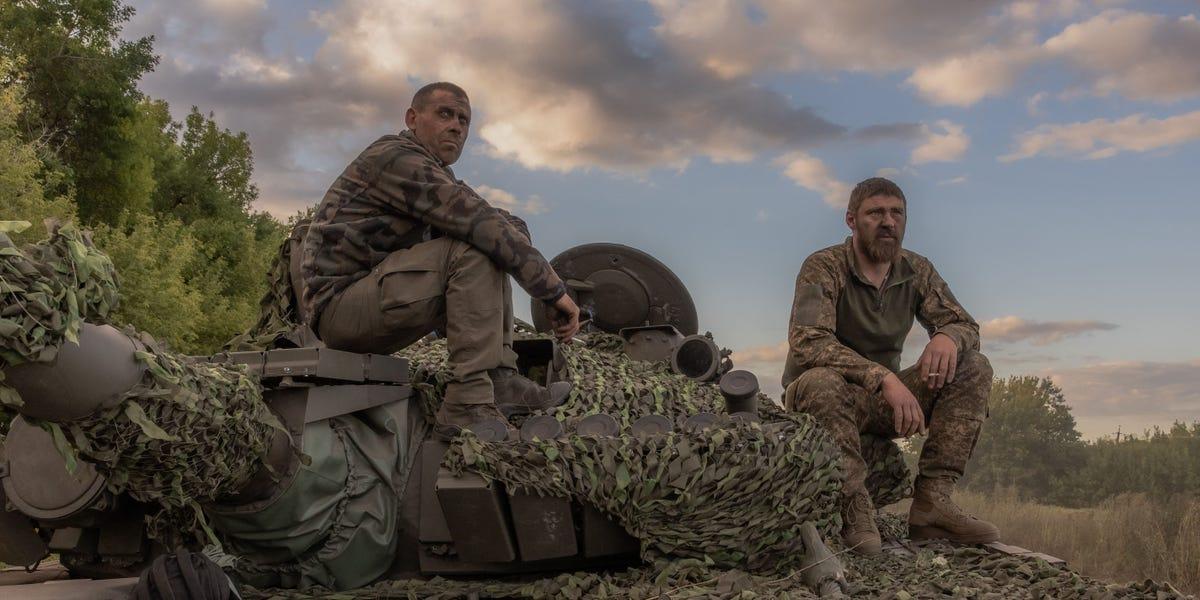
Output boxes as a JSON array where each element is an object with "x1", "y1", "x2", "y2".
[{"x1": 126, "y1": 0, "x2": 1200, "y2": 438}]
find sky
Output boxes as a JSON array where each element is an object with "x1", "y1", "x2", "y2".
[{"x1": 123, "y1": 0, "x2": 1200, "y2": 439}]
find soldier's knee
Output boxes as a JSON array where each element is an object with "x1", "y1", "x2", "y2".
[
  {"x1": 800, "y1": 367, "x2": 848, "y2": 393},
  {"x1": 789, "y1": 368, "x2": 852, "y2": 415},
  {"x1": 448, "y1": 241, "x2": 503, "y2": 284},
  {"x1": 958, "y1": 350, "x2": 993, "y2": 382}
]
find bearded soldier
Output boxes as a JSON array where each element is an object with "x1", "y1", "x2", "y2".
[
  {"x1": 301, "y1": 82, "x2": 581, "y2": 438},
  {"x1": 782, "y1": 177, "x2": 999, "y2": 555}
]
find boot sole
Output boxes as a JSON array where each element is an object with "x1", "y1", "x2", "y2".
[{"x1": 909, "y1": 524, "x2": 999, "y2": 545}]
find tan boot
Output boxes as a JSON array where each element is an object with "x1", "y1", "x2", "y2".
[
  {"x1": 433, "y1": 402, "x2": 516, "y2": 441},
  {"x1": 908, "y1": 478, "x2": 999, "y2": 544},
  {"x1": 489, "y1": 368, "x2": 572, "y2": 418},
  {"x1": 841, "y1": 490, "x2": 882, "y2": 555}
]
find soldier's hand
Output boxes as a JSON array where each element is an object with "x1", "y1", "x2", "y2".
[
  {"x1": 547, "y1": 293, "x2": 581, "y2": 344},
  {"x1": 882, "y1": 373, "x2": 926, "y2": 437},
  {"x1": 919, "y1": 334, "x2": 959, "y2": 390}
]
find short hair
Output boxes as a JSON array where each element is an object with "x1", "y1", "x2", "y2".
[
  {"x1": 411, "y1": 82, "x2": 469, "y2": 110},
  {"x1": 847, "y1": 177, "x2": 906, "y2": 214}
]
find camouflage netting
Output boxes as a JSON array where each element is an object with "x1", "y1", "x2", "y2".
[
  {"x1": 59, "y1": 334, "x2": 287, "y2": 542},
  {"x1": 404, "y1": 332, "x2": 847, "y2": 571},
  {"x1": 0, "y1": 220, "x2": 119, "y2": 415},
  {"x1": 0, "y1": 219, "x2": 285, "y2": 542},
  {"x1": 243, "y1": 536, "x2": 1192, "y2": 599}
]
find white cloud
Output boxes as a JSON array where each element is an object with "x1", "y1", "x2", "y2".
[
  {"x1": 775, "y1": 152, "x2": 851, "y2": 208},
  {"x1": 937, "y1": 175, "x2": 969, "y2": 186},
  {"x1": 1042, "y1": 360, "x2": 1200, "y2": 436},
  {"x1": 1044, "y1": 10, "x2": 1200, "y2": 102},
  {"x1": 910, "y1": 120, "x2": 970, "y2": 164},
  {"x1": 473, "y1": 184, "x2": 549, "y2": 216},
  {"x1": 649, "y1": 1, "x2": 1010, "y2": 75},
  {"x1": 906, "y1": 45, "x2": 1041, "y2": 107},
  {"x1": 876, "y1": 167, "x2": 902, "y2": 177},
  {"x1": 1001, "y1": 110, "x2": 1200, "y2": 161},
  {"x1": 981, "y1": 316, "x2": 1118, "y2": 345},
  {"x1": 314, "y1": 0, "x2": 846, "y2": 174}
]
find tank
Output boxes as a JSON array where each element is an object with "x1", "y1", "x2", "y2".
[{"x1": 0, "y1": 222, "x2": 1190, "y2": 599}]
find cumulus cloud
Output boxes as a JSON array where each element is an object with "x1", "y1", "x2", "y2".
[
  {"x1": 649, "y1": 1, "x2": 1008, "y2": 76},
  {"x1": 911, "y1": 120, "x2": 970, "y2": 164},
  {"x1": 316, "y1": 0, "x2": 846, "y2": 174},
  {"x1": 775, "y1": 152, "x2": 851, "y2": 208},
  {"x1": 981, "y1": 316, "x2": 1118, "y2": 345},
  {"x1": 473, "y1": 185, "x2": 548, "y2": 216},
  {"x1": 1042, "y1": 360, "x2": 1200, "y2": 437},
  {"x1": 1000, "y1": 110, "x2": 1200, "y2": 161},
  {"x1": 907, "y1": 45, "x2": 1041, "y2": 107},
  {"x1": 1044, "y1": 10, "x2": 1200, "y2": 102}
]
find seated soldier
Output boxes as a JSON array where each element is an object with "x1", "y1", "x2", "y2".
[
  {"x1": 300, "y1": 82, "x2": 581, "y2": 437},
  {"x1": 783, "y1": 177, "x2": 999, "y2": 555}
]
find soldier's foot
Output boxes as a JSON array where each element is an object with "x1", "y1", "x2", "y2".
[
  {"x1": 489, "y1": 368, "x2": 572, "y2": 418},
  {"x1": 841, "y1": 490, "x2": 882, "y2": 556},
  {"x1": 908, "y1": 477, "x2": 1000, "y2": 544},
  {"x1": 433, "y1": 402, "x2": 517, "y2": 441}
]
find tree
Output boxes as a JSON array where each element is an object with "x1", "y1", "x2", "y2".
[
  {"x1": 0, "y1": 58, "x2": 77, "y2": 242},
  {"x1": 0, "y1": 0, "x2": 158, "y2": 225},
  {"x1": 961, "y1": 376, "x2": 1087, "y2": 503}
]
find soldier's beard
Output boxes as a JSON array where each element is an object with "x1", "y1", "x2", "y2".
[{"x1": 856, "y1": 228, "x2": 902, "y2": 264}]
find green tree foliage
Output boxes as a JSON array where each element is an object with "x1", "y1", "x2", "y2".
[
  {"x1": 1, "y1": 1, "x2": 285, "y2": 354},
  {"x1": 956, "y1": 376, "x2": 1200, "y2": 506},
  {"x1": 1064, "y1": 423, "x2": 1200, "y2": 505},
  {"x1": 91, "y1": 214, "x2": 206, "y2": 350},
  {"x1": 962, "y1": 376, "x2": 1087, "y2": 503},
  {"x1": 0, "y1": 0, "x2": 158, "y2": 225},
  {"x1": 0, "y1": 59, "x2": 77, "y2": 243}
]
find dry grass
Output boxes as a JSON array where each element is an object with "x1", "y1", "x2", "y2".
[{"x1": 948, "y1": 490, "x2": 1200, "y2": 594}]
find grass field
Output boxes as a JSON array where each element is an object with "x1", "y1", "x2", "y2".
[{"x1": 948, "y1": 490, "x2": 1200, "y2": 594}]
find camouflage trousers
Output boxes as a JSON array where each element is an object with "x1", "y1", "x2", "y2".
[
  {"x1": 784, "y1": 351, "x2": 992, "y2": 504},
  {"x1": 318, "y1": 237, "x2": 519, "y2": 406}
]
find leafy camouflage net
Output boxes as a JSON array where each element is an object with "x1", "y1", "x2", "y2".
[
  {"x1": 402, "y1": 333, "x2": 846, "y2": 571},
  {"x1": 445, "y1": 415, "x2": 843, "y2": 571},
  {"x1": 860, "y1": 433, "x2": 912, "y2": 508},
  {"x1": 0, "y1": 220, "x2": 119, "y2": 410},
  {"x1": 243, "y1": 537, "x2": 1192, "y2": 599},
  {"x1": 43, "y1": 333, "x2": 286, "y2": 543}
]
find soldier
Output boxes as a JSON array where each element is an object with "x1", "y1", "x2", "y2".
[
  {"x1": 301, "y1": 82, "x2": 581, "y2": 437},
  {"x1": 782, "y1": 177, "x2": 999, "y2": 555}
]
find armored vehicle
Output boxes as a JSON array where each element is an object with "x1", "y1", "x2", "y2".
[{"x1": 0, "y1": 221, "x2": 1190, "y2": 599}]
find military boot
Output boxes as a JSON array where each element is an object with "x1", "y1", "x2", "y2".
[
  {"x1": 841, "y1": 490, "x2": 882, "y2": 555},
  {"x1": 433, "y1": 402, "x2": 516, "y2": 441},
  {"x1": 908, "y1": 477, "x2": 1000, "y2": 544},
  {"x1": 489, "y1": 368, "x2": 572, "y2": 418}
]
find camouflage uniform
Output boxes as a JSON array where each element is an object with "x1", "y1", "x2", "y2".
[
  {"x1": 782, "y1": 238, "x2": 991, "y2": 504},
  {"x1": 301, "y1": 130, "x2": 566, "y2": 406}
]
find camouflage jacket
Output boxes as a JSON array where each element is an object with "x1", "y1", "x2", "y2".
[
  {"x1": 300, "y1": 130, "x2": 566, "y2": 325},
  {"x1": 782, "y1": 237, "x2": 979, "y2": 393}
]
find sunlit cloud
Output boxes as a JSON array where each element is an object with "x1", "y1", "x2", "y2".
[
  {"x1": 1042, "y1": 360, "x2": 1200, "y2": 438},
  {"x1": 1001, "y1": 110, "x2": 1200, "y2": 161},
  {"x1": 981, "y1": 316, "x2": 1118, "y2": 345},
  {"x1": 775, "y1": 152, "x2": 851, "y2": 208},
  {"x1": 911, "y1": 120, "x2": 971, "y2": 164}
]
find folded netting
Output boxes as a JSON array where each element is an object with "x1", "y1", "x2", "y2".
[
  {"x1": 0, "y1": 220, "x2": 119, "y2": 409},
  {"x1": 443, "y1": 414, "x2": 843, "y2": 572}
]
